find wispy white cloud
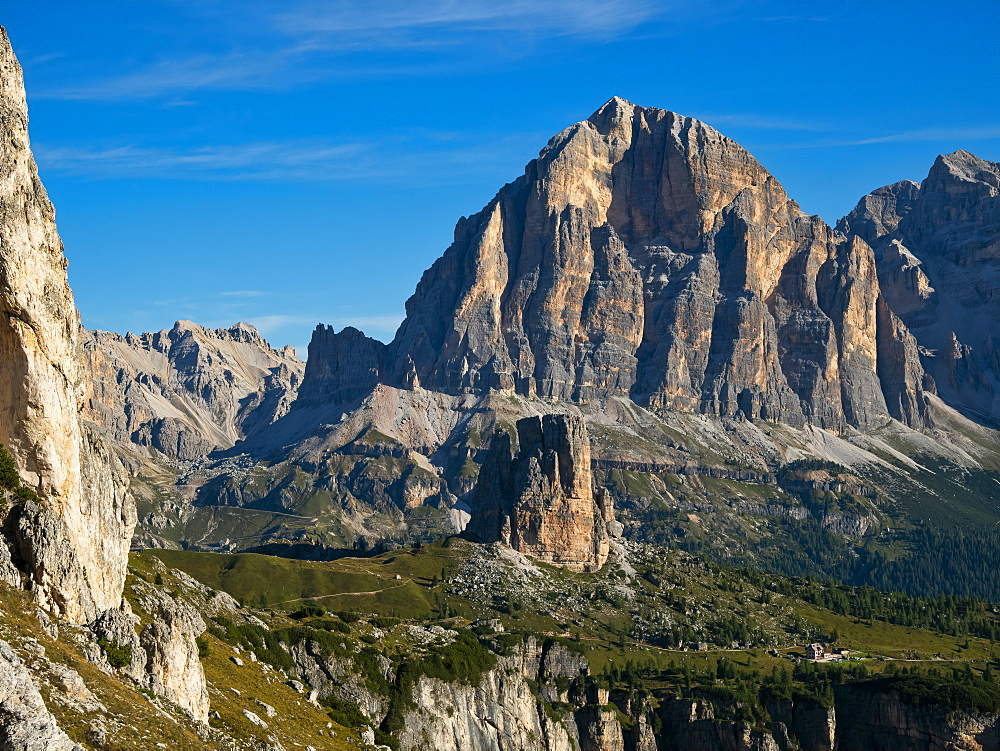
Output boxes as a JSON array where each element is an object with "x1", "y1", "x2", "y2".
[
  {"x1": 840, "y1": 127, "x2": 1000, "y2": 146},
  {"x1": 40, "y1": 50, "x2": 310, "y2": 100},
  {"x1": 759, "y1": 126, "x2": 1000, "y2": 150},
  {"x1": 34, "y1": 0, "x2": 664, "y2": 100},
  {"x1": 220, "y1": 290, "x2": 266, "y2": 298},
  {"x1": 36, "y1": 140, "x2": 377, "y2": 180},
  {"x1": 274, "y1": 0, "x2": 658, "y2": 38},
  {"x1": 241, "y1": 314, "x2": 322, "y2": 336},
  {"x1": 241, "y1": 313, "x2": 404, "y2": 345},
  {"x1": 33, "y1": 132, "x2": 535, "y2": 184},
  {"x1": 24, "y1": 51, "x2": 67, "y2": 66},
  {"x1": 695, "y1": 113, "x2": 831, "y2": 132},
  {"x1": 335, "y1": 315, "x2": 405, "y2": 333}
]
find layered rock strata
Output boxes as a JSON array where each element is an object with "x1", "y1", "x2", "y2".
[
  {"x1": 0, "y1": 26, "x2": 134, "y2": 624},
  {"x1": 468, "y1": 414, "x2": 613, "y2": 571},
  {"x1": 84, "y1": 321, "x2": 303, "y2": 460},
  {"x1": 364, "y1": 97, "x2": 929, "y2": 431},
  {"x1": 839, "y1": 150, "x2": 1000, "y2": 424}
]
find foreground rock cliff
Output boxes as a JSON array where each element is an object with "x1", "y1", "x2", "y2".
[
  {"x1": 0, "y1": 25, "x2": 218, "y2": 740},
  {"x1": 0, "y1": 26, "x2": 133, "y2": 625}
]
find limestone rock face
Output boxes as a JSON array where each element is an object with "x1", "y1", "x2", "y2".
[
  {"x1": 469, "y1": 414, "x2": 612, "y2": 572},
  {"x1": 832, "y1": 682, "x2": 999, "y2": 751},
  {"x1": 0, "y1": 639, "x2": 79, "y2": 750},
  {"x1": 839, "y1": 151, "x2": 1000, "y2": 424},
  {"x1": 383, "y1": 97, "x2": 928, "y2": 430},
  {"x1": 0, "y1": 533, "x2": 19, "y2": 587},
  {"x1": 84, "y1": 320, "x2": 303, "y2": 460},
  {"x1": 295, "y1": 325, "x2": 385, "y2": 407},
  {"x1": 839, "y1": 180, "x2": 920, "y2": 241},
  {"x1": 138, "y1": 594, "x2": 210, "y2": 723},
  {"x1": 399, "y1": 669, "x2": 577, "y2": 751},
  {"x1": 0, "y1": 27, "x2": 134, "y2": 623},
  {"x1": 388, "y1": 634, "x2": 663, "y2": 751}
]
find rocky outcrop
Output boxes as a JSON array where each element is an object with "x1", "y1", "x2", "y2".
[
  {"x1": 0, "y1": 26, "x2": 134, "y2": 624},
  {"x1": 84, "y1": 320, "x2": 303, "y2": 460},
  {"x1": 138, "y1": 596, "x2": 210, "y2": 723},
  {"x1": 0, "y1": 639, "x2": 78, "y2": 750},
  {"x1": 832, "y1": 682, "x2": 999, "y2": 751},
  {"x1": 840, "y1": 151, "x2": 1000, "y2": 424},
  {"x1": 121, "y1": 559, "x2": 210, "y2": 723},
  {"x1": 295, "y1": 325, "x2": 385, "y2": 407},
  {"x1": 290, "y1": 639, "x2": 390, "y2": 721},
  {"x1": 641, "y1": 684, "x2": 999, "y2": 751},
  {"x1": 394, "y1": 635, "x2": 654, "y2": 751},
  {"x1": 400, "y1": 666, "x2": 578, "y2": 751},
  {"x1": 839, "y1": 180, "x2": 920, "y2": 241},
  {"x1": 468, "y1": 415, "x2": 613, "y2": 572},
  {"x1": 380, "y1": 97, "x2": 928, "y2": 431},
  {"x1": 0, "y1": 534, "x2": 19, "y2": 587}
]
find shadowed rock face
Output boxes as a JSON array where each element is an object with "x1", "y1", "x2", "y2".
[
  {"x1": 357, "y1": 97, "x2": 928, "y2": 431},
  {"x1": 840, "y1": 150, "x2": 1000, "y2": 425},
  {"x1": 468, "y1": 415, "x2": 613, "y2": 572},
  {"x1": 0, "y1": 27, "x2": 134, "y2": 623},
  {"x1": 296, "y1": 325, "x2": 386, "y2": 407}
]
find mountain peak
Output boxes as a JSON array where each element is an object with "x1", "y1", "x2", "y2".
[
  {"x1": 931, "y1": 150, "x2": 1000, "y2": 184},
  {"x1": 585, "y1": 95, "x2": 639, "y2": 135},
  {"x1": 593, "y1": 95, "x2": 635, "y2": 115}
]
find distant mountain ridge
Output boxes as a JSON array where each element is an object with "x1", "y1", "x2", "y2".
[
  {"x1": 307, "y1": 97, "x2": 929, "y2": 431},
  {"x1": 84, "y1": 320, "x2": 303, "y2": 460}
]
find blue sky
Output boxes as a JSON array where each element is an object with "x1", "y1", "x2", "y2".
[{"x1": 4, "y1": 0, "x2": 998, "y2": 354}]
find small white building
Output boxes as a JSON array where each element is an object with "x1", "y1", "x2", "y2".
[{"x1": 806, "y1": 643, "x2": 825, "y2": 660}]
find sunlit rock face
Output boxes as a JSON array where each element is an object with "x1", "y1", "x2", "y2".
[
  {"x1": 382, "y1": 97, "x2": 928, "y2": 431},
  {"x1": 840, "y1": 150, "x2": 1000, "y2": 425},
  {"x1": 0, "y1": 27, "x2": 134, "y2": 623},
  {"x1": 469, "y1": 414, "x2": 613, "y2": 572}
]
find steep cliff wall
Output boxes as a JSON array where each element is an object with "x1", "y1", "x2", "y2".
[
  {"x1": 295, "y1": 324, "x2": 385, "y2": 407},
  {"x1": 288, "y1": 625, "x2": 998, "y2": 751},
  {"x1": 840, "y1": 151, "x2": 1000, "y2": 425},
  {"x1": 468, "y1": 414, "x2": 614, "y2": 571},
  {"x1": 0, "y1": 26, "x2": 134, "y2": 624},
  {"x1": 377, "y1": 97, "x2": 928, "y2": 431}
]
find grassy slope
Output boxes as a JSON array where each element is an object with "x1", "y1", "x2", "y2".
[
  {"x1": 0, "y1": 582, "x2": 208, "y2": 750},
  {"x1": 127, "y1": 553, "x2": 362, "y2": 750},
  {"x1": 143, "y1": 539, "x2": 998, "y2": 679},
  {"x1": 0, "y1": 570, "x2": 362, "y2": 749}
]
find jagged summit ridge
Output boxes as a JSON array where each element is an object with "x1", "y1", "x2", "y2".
[
  {"x1": 84, "y1": 319, "x2": 304, "y2": 459},
  {"x1": 294, "y1": 98, "x2": 930, "y2": 431}
]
